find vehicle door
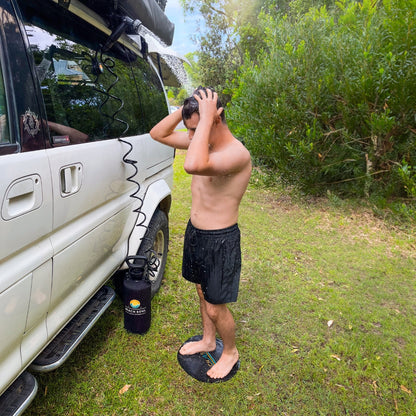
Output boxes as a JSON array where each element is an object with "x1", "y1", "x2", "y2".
[
  {"x1": 0, "y1": 0, "x2": 53, "y2": 394},
  {"x1": 17, "y1": 0, "x2": 171, "y2": 338}
]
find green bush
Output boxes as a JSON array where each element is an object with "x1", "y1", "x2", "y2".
[{"x1": 228, "y1": 0, "x2": 416, "y2": 198}]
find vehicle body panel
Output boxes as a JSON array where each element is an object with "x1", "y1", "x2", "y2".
[{"x1": 0, "y1": 0, "x2": 177, "y2": 402}]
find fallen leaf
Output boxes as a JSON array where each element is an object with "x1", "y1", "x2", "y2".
[
  {"x1": 372, "y1": 380, "x2": 378, "y2": 396},
  {"x1": 291, "y1": 348, "x2": 299, "y2": 353},
  {"x1": 400, "y1": 385, "x2": 412, "y2": 395},
  {"x1": 119, "y1": 384, "x2": 132, "y2": 395}
]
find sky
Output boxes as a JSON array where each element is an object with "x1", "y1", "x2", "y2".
[{"x1": 164, "y1": 0, "x2": 199, "y2": 57}]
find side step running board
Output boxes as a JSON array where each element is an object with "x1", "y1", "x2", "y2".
[
  {"x1": 30, "y1": 285, "x2": 115, "y2": 372},
  {"x1": 0, "y1": 372, "x2": 37, "y2": 416}
]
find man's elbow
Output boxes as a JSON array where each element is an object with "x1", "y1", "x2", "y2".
[
  {"x1": 183, "y1": 160, "x2": 197, "y2": 174},
  {"x1": 184, "y1": 159, "x2": 205, "y2": 174},
  {"x1": 149, "y1": 128, "x2": 159, "y2": 142}
]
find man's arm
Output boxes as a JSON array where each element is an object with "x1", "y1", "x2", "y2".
[
  {"x1": 186, "y1": 141, "x2": 251, "y2": 177},
  {"x1": 184, "y1": 89, "x2": 251, "y2": 177},
  {"x1": 149, "y1": 107, "x2": 190, "y2": 149},
  {"x1": 183, "y1": 89, "x2": 221, "y2": 174}
]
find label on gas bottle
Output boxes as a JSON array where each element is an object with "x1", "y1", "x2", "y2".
[{"x1": 125, "y1": 298, "x2": 147, "y2": 316}]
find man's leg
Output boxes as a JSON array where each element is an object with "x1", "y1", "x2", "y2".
[
  {"x1": 178, "y1": 284, "x2": 239, "y2": 379},
  {"x1": 205, "y1": 302, "x2": 239, "y2": 379},
  {"x1": 179, "y1": 284, "x2": 217, "y2": 355}
]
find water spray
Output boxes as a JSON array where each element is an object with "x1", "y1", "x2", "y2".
[{"x1": 127, "y1": 26, "x2": 193, "y2": 94}]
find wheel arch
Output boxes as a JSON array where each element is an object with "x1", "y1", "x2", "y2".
[
  {"x1": 158, "y1": 192, "x2": 171, "y2": 217},
  {"x1": 126, "y1": 179, "x2": 171, "y2": 258}
]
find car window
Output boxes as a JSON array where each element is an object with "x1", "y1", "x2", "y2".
[
  {"x1": 22, "y1": 14, "x2": 168, "y2": 145},
  {"x1": 0, "y1": 65, "x2": 9, "y2": 144}
]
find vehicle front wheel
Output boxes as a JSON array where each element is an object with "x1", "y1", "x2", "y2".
[{"x1": 137, "y1": 209, "x2": 169, "y2": 298}]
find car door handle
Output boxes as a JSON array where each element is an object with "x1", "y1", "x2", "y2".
[
  {"x1": 60, "y1": 163, "x2": 83, "y2": 196},
  {"x1": 1, "y1": 175, "x2": 42, "y2": 220}
]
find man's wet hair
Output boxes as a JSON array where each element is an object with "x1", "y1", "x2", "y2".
[{"x1": 182, "y1": 86, "x2": 226, "y2": 123}]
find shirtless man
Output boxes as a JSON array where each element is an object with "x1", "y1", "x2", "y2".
[{"x1": 150, "y1": 87, "x2": 251, "y2": 380}]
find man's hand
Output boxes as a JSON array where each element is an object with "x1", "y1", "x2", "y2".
[{"x1": 194, "y1": 89, "x2": 223, "y2": 125}]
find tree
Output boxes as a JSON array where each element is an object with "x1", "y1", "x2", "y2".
[
  {"x1": 228, "y1": 0, "x2": 416, "y2": 201},
  {"x1": 179, "y1": 0, "x2": 273, "y2": 102}
]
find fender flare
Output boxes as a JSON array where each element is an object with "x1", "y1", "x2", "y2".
[{"x1": 126, "y1": 179, "x2": 171, "y2": 258}]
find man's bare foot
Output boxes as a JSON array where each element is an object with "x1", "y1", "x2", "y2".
[
  {"x1": 179, "y1": 339, "x2": 216, "y2": 355},
  {"x1": 207, "y1": 349, "x2": 239, "y2": 379}
]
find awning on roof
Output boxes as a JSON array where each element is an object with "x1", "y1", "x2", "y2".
[
  {"x1": 118, "y1": 0, "x2": 174, "y2": 46},
  {"x1": 80, "y1": 0, "x2": 175, "y2": 46},
  {"x1": 48, "y1": 0, "x2": 186, "y2": 86}
]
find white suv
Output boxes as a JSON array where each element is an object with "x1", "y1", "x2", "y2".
[{"x1": 0, "y1": 0, "x2": 178, "y2": 413}]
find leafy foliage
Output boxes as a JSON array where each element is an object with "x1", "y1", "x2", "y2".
[{"x1": 227, "y1": 0, "x2": 416, "y2": 200}]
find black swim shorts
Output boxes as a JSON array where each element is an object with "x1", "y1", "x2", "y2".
[{"x1": 182, "y1": 220, "x2": 241, "y2": 304}]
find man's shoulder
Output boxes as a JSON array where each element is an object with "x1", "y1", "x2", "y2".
[
  {"x1": 220, "y1": 138, "x2": 251, "y2": 174},
  {"x1": 230, "y1": 138, "x2": 251, "y2": 162},
  {"x1": 226, "y1": 135, "x2": 248, "y2": 151}
]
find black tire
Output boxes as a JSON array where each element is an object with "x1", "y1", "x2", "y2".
[{"x1": 137, "y1": 209, "x2": 169, "y2": 298}]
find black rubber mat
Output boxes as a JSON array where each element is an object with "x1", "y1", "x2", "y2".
[{"x1": 177, "y1": 335, "x2": 240, "y2": 383}]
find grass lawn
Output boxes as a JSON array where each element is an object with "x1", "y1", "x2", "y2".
[{"x1": 26, "y1": 151, "x2": 416, "y2": 415}]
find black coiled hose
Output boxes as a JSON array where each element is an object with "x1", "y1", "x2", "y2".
[{"x1": 90, "y1": 50, "x2": 160, "y2": 278}]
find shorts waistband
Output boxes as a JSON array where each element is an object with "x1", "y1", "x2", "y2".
[{"x1": 187, "y1": 220, "x2": 239, "y2": 235}]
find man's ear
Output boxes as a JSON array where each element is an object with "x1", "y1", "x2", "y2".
[{"x1": 215, "y1": 107, "x2": 224, "y2": 123}]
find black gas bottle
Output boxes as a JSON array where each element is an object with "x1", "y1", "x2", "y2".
[{"x1": 123, "y1": 255, "x2": 151, "y2": 334}]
